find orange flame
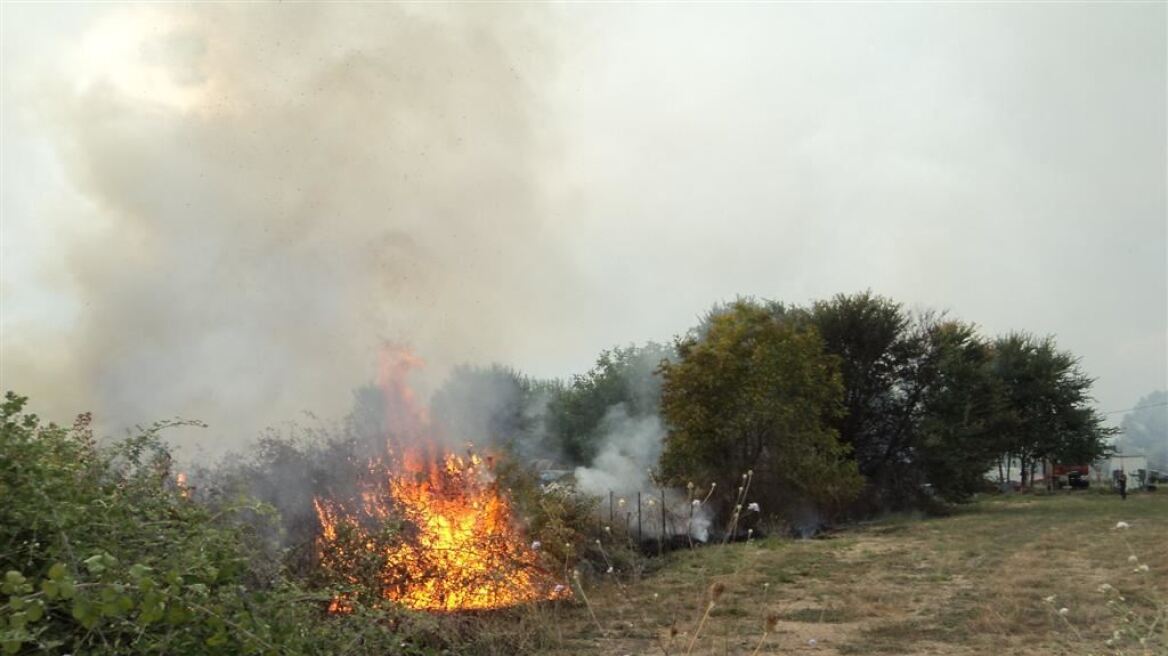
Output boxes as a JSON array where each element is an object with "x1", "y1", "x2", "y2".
[{"x1": 313, "y1": 345, "x2": 567, "y2": 612}]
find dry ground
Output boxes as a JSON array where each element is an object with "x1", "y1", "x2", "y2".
[{"x1": 541, "y1": 492, "x2": 1167, "y2": 656}]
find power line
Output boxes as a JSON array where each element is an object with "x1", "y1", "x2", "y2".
[{"x1": 1101, "y1": 401, "x2": 1168, "y2": 416}]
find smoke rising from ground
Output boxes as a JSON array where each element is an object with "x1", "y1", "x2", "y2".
[
  {"x1": 2, "y1": 4, "x2": 583, "y2": 448},
  {"x1": 572, "y1": 406, "x2": 712, "y2": 542}
]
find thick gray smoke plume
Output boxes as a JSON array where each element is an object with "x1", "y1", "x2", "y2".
[{"x1": 4, "y1": 4, "x2": 583, "y2": 449}]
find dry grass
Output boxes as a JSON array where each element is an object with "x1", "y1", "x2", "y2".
[{"x1": 535, "y1": 491, "x2": 1168, "y2": 655}]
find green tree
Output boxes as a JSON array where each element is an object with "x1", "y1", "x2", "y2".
[
  {"x1": 808, "y1": 292, "x2": 933, "y2": 507},
  {"x1": 990, "y1": 334, "x2": 1115, "y2": 487},
  {"x1": 545, "y1": 343, "x2": 672, "y2": 465},
  {"x1": 658, "y1": 301, "x2": 861, "y2": 516},
  {"x1": 914, "y1": 321, "x2": 1004, "y2": 501}
]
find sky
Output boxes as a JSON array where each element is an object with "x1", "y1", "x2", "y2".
[{"x1": 1, "y1": 3, "x2": 1165, "y2": 450}]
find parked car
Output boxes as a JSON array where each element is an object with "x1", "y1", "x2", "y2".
[{"x1": 1066, "y1": 470, "x2": 1090, "y2": 489}]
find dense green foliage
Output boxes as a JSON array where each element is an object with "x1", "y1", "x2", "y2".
[
  {"x1": 544, "y1": 344, "x2": 672, "y2": 465},
  {"x1": 990, "y1": 333, "x2": 1117, "y2": 486},
  {"x1": 913, "y1": 320, "x2": 1007, "y2": 501},
  {"x1": 658, "y1": 301, "x2": 863, "y2": 516},
  {"x1": 649, "y1": 293, "x2": 1115, "y2": 515}
]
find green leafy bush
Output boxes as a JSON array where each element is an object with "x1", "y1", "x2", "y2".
[{"x1": 0, "y1": 392, "x2": 434, "y2": 655}]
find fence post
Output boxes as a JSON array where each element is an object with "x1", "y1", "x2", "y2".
[
  {"x1": 637, "y1": 492, "x2": 642, "y2": 545},
  {"x1": 660, "y1": 488, "x2": 666, "y2": 554}
]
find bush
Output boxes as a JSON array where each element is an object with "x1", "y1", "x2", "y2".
[{"x1": 0, "y1": 392, "x2": 431, "y2": 655}]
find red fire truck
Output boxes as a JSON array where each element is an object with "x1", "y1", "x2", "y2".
[{"x1": 1052, "y1": 464, "x2": 1090, "y2": 490}]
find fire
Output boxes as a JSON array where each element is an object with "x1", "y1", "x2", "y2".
[
  {"x1": 313, "y1": 346, "x2": 567, "y2": 612},
  {"x1": 175, "y1": 471, "x2": 190, "y2": 499}
]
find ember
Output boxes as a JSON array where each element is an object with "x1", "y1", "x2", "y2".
[{"x1": 313, "y1": 346, "x2": 567, "y2": 612}]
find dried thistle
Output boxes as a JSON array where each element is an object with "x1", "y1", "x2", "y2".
[
  {"x1": 750, "y1": 612, "x2": 781, "y2": 656},
  {"x1": 708, "y1": 581, "x2": 726, "y2": 602}
]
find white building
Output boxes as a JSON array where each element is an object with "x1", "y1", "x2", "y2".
[{"x1": 1092, "y1": 453, "x2": 1149, "y2": 485}]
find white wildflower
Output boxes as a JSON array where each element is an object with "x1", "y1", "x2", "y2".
[
  {"x1": 531, "y1": 540, "x2": 541, "y2": 551},
  {"x1": 606, "y1": 566, "x2": 614, "y2": 574},
  {"x1": 1135, "y1": 564, "x2": 1149, "y2": 573},
  {"x1": 553, "y1": 584, "x2": 565, "y2": 594},
  {"x1": 808, "y1": 638, "x2": 817, "y2": 647},
  {"x1": 1115, "y1": 521, "x2": 1130, "y2": 530},
  {"x1": 1097, "y1": 583, "x2": 1112, "y2": 592},
  {"x1": 692, "y1": 499, "x2": 701, "y2": 507},
  {"x1": 1058, "y1": 607, "x2": 1069, "y2": 616},
  {"x1": 1128, "y1": 555, "x2": 1139, "y2": 563},
  {"x1": 1043, "y1": 595, "x2": 1056, "y2": 603},
  {"x1": 747, "y1": 502, "x2": 761, "y2": 513}
]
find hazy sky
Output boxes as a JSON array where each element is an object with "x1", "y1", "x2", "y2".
[{"x1": 1, "y1": 3, "x2": 1165, "y2": 447}]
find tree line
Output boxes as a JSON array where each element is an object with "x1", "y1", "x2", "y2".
[
  {"x1": 458, "y1": 291, "x2": 1116, "y2": 517},
  {"x1": 658, "y1": 292, "x2": 1115, "y2": 517}
]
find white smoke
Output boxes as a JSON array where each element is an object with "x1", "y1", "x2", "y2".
[{"x1": 573, "y1": 404, "x2": 711, "y2": 541}]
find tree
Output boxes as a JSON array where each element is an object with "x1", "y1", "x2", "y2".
[
  {"x1": 658, "y1": 301, "x2": 861, "y2": 516},
  {"x1": 544, "y1": 343, "x2": 673, "y2": 465},
  {"x1": 990, "y1": 333, "x2": 1115, "y2": 487},
  {"x1": 808, "y1": 292, "x2": 932, "y2": 507},
  {"x1": 914, "y1": 321, "x2": 1004, "y2": 501}
]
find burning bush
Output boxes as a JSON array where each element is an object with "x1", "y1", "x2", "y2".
[
  {"x1": 312, "y1": 346, "x2": 570, "y2": 613},
  {"x1": 314, "y1": 449, "x2": 569, "y2": 612}
]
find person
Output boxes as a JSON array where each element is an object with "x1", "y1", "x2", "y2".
[{"x1": 1117, "y1": 470, "x2": 1128, "y2": 500}]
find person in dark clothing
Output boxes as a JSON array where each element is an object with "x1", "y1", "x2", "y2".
[{"x1": 1117, "y1": 470, "x2": 1128, "y2": 500}]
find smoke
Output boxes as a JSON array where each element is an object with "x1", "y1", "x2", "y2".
[
  {"x1": 430, "y1": 364, "x2": 536, "y2": 454},
  {"x1": 573, "y1": 405, "x2": 661, "y2": 495},
  {"x1": 573, "y1": 404, "x2": 712, "y2": 541},
  {"x1": 3, "y1": 4, "x2": 585, "y2": 450}
]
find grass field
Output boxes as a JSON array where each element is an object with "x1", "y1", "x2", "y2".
[{"x1": 539, "y1": 491, "x2": 1167, "y2": 656}]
